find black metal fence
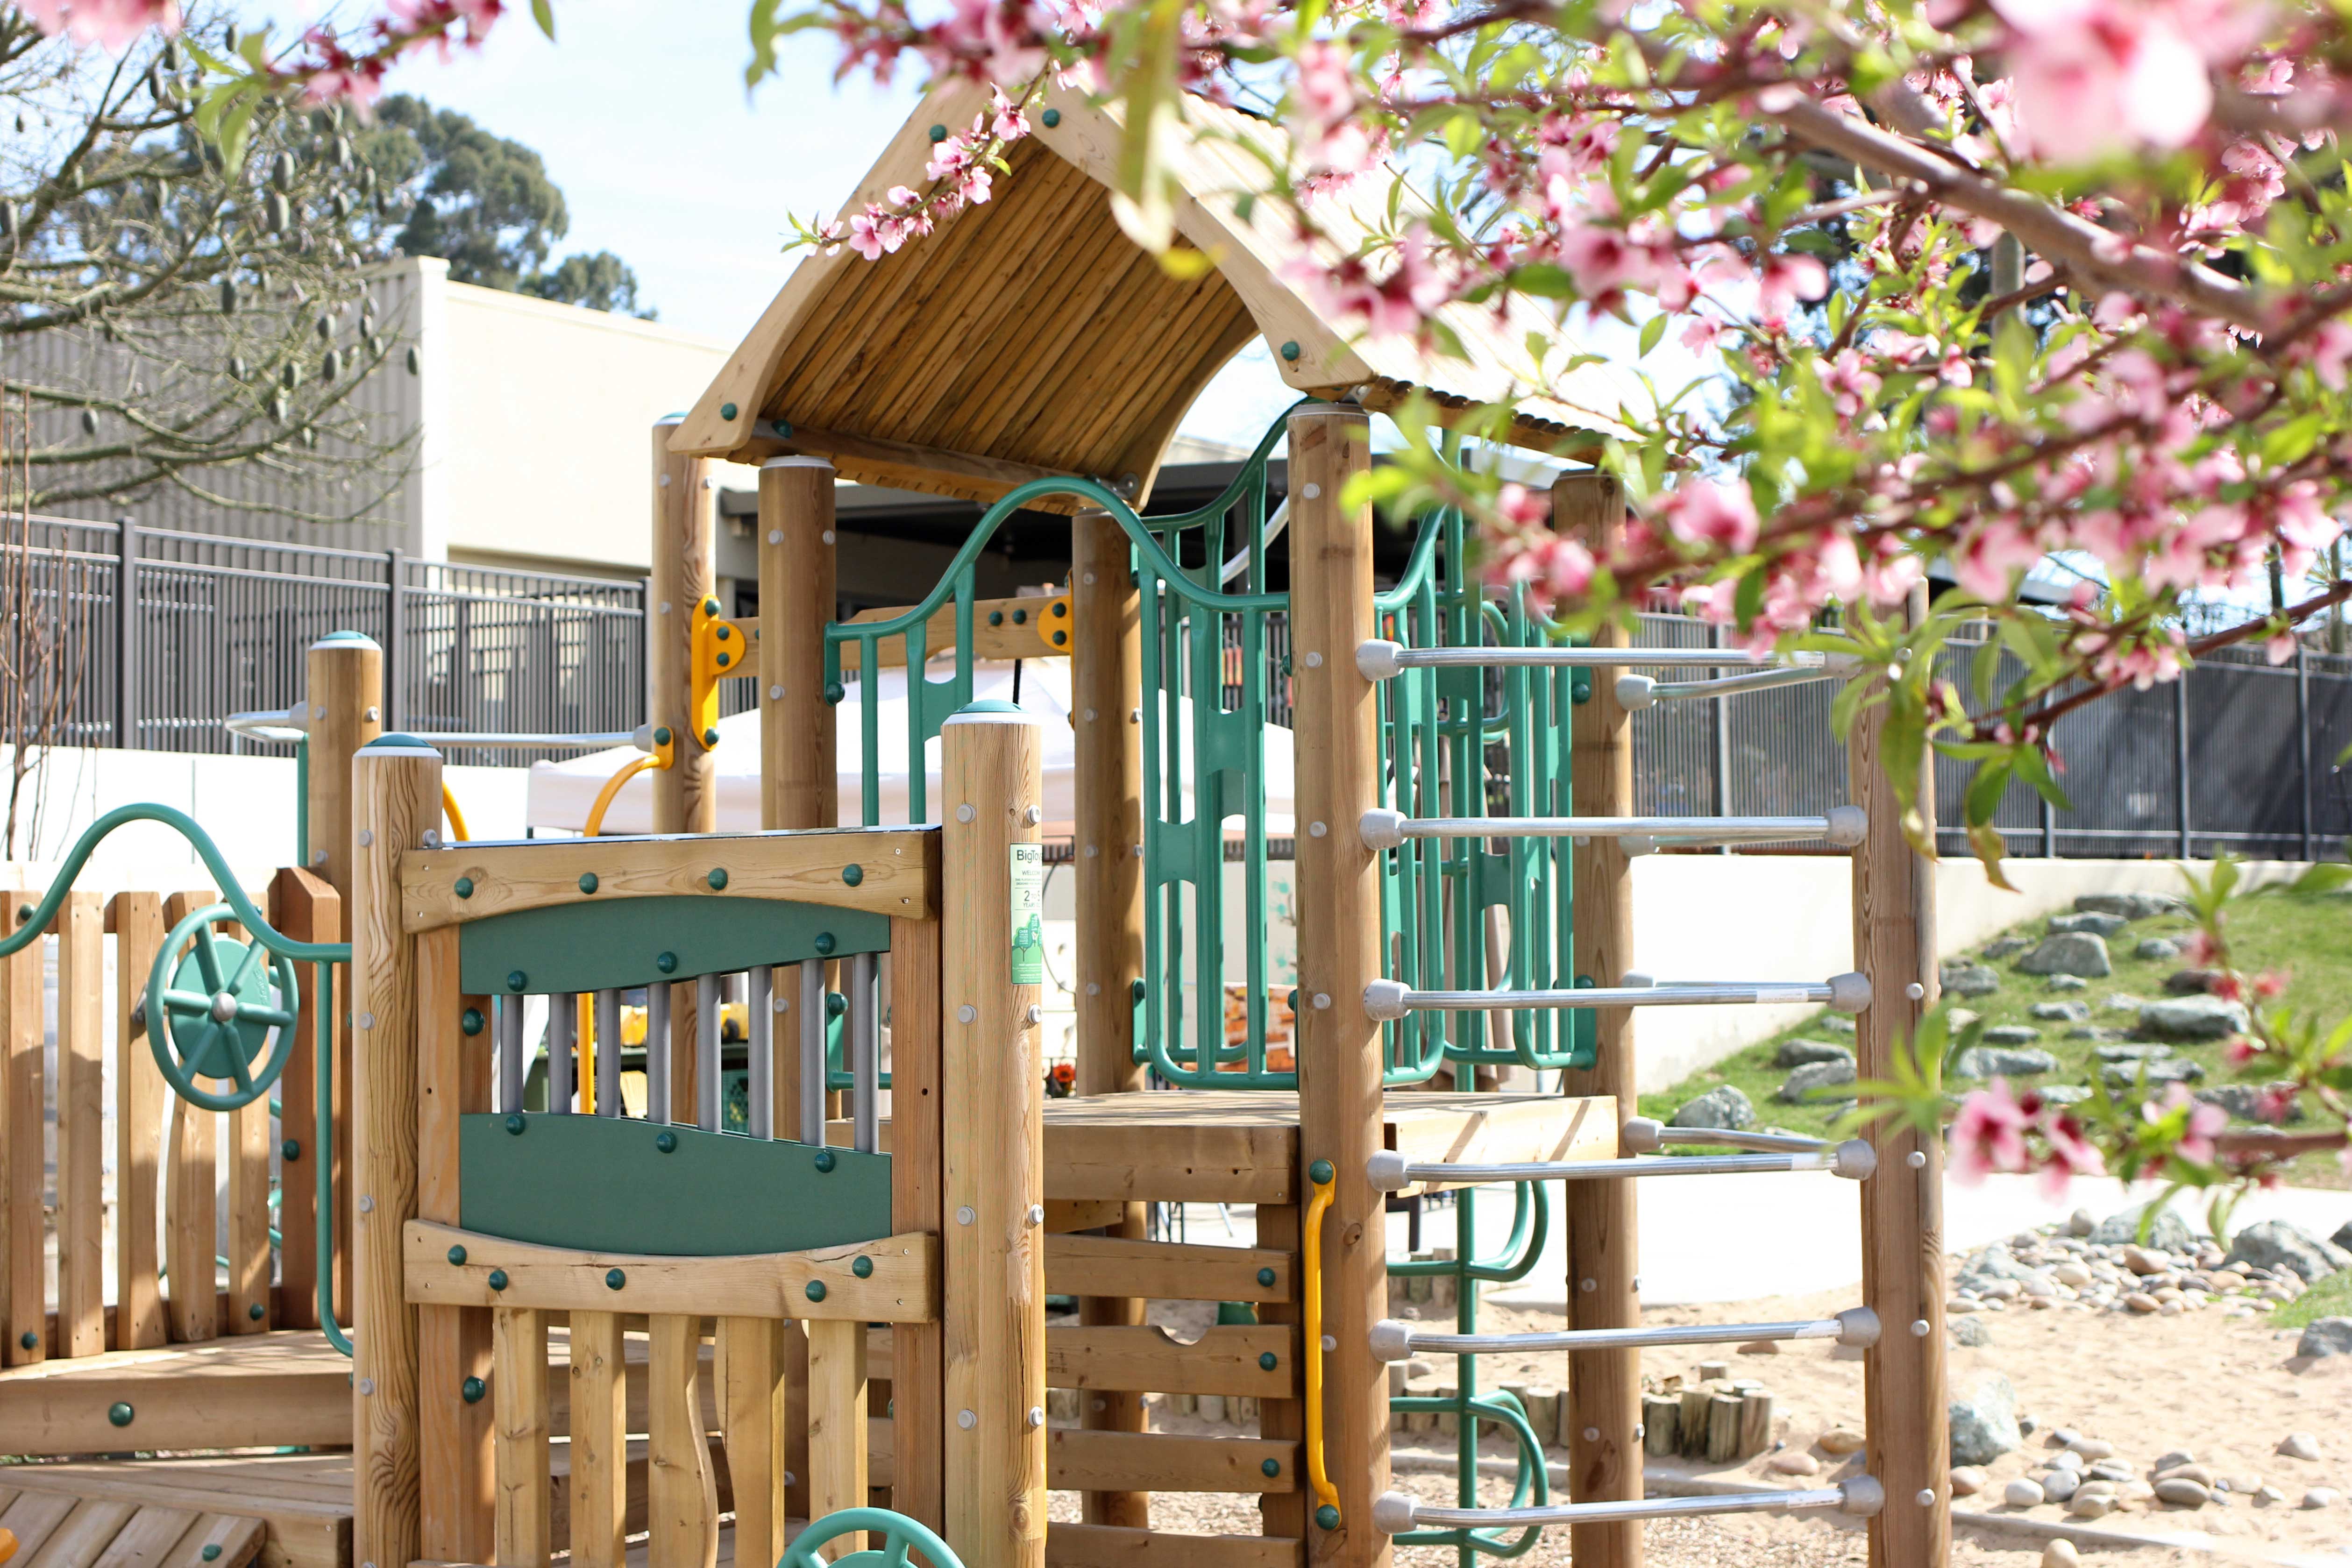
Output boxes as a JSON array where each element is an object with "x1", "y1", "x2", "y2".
[{"x1": 7, "y1": 514, "x2": 645, "y2": 759}]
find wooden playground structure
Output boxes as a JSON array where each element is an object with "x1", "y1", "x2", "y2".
[{"x1": 0, "y1": 77, "x2": 1948, "y2": 1568}]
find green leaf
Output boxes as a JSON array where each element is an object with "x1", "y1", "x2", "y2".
[
  {"x1": 531, "y1": 0, "x2": 556, "y2": 37},
  {"x1": 1964, "y1": 759, "x2": 2013, "y2": 828},
  {"x1": 1638, "y1": 312, "x2": 1668, "y2": 357}
]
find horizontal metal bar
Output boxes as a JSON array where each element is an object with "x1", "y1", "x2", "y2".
[
  {"x1": 1618, "y1": 659, "x2": 1862, "y2": 708},
  {"x1": 225, "y1": 709, "x2": 304, "y2": 742},
  {"x1": 1361, "y1": 807, "x2": 1863, "y2": 851},
  {"x1": 399, "y1": 729, "x2": 640, "y2": 750},
  {"x1": 1621, "y1": 1116, "x2": 1828, "y2": 1155},
  {"x1": 1369, "y1": 1307, "x2": 1878, "y2": 1359},
  {"x1": 1367, "y1": 1142, "x2": 1875, "y2": 1189},
  {"x1": 1363, "y1": 972, "x2": 1870, "y2": 1020},
  {"x1": 1356, "y1": 639, "x2": 1841, "y2": 679},
  {"x1": 1374, "y1": 1479, "x2": 1883, "y2": 1532}
]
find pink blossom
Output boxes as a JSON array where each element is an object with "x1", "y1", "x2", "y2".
[
  {"x1": 2038, "y1": 1113, "x2": 2107, "y2": 1197},
  {"x1": 1950, "y1": 1081, "x2": 2032, "y2": 1184},
  {"x1": 1992, "y1": 0, "x2": 2221, "y2": 162},
  {"x1": 2148, "y1": 1082, "x2": 2229, "y2": 1164},
  {"x1": 1952, "y1": 518, "x2": 2044, "y2": 602},
  {"x1": 1656, "y1": 480, "x2": 1759, "y2": 555},
  {"x1": 1755, "y1": 253, "x2": 1829, "y2": 318},
  {"x1": 990, "y1": 85, "x2": 1028, "y2": 140},
  {"x1": 16, "y1": 0, "x2": 178, "y2": 47}
]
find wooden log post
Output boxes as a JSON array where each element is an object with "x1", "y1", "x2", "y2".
[
  {"x1": 1556, "y1": 472, "x2": 1642, "y2": 1568},
  {"x1": 1850, "y1": 593, "x2": 1948, "y2": 1568},
  {"x1": 0, "y1": 895, "x2": 36, "y2": 1366},
  {"x1": 353, "y1": 733, "x2": 444, "y2": 1568},
  {"x1": 1287, "y1": 403, "x2": 1390, "y2": 1568},
  {"x1": 889, "y1": 912, "x2": 946, "y2": 1533},
  {"x1": 941, "y1": 704, "x2": 1048, "y2": 1568},
  {"x1": 270, "y1": 867, "x2": 341, "y2": 1334},
  {"x1": 653, "y1": 418, "x2": 718, "y2": 1126},
  {"x1": 419, "y1": 923, "x2": 493, "y2": 1562},
  {"x1": 56, "y1": 890, "x2": 105, "y2": 1357},
  {"x1": 108, "y1": 890, "x2": 169, "y2": 1351},
  {"x1": 1070, "y1": 508, "x2": 1149, "y2": 1529}
]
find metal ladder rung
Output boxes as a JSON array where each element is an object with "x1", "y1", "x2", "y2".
[
  {"x1": 1359, "y1": 807, "x2": 1864, "y2": 852},
  {"x1": 1363, "y1": 972, "x2": 1870, "y2": 1021},
  {"x1": 1373, "y1": 1479, "x2": 1883, "y2": 1533},
  {"x1": 1617, "y1": 659, "x2": 1862, "y2": 709},
  {"x1": 1369, "y1": 1306, "x2": 1879, "y2": 1359},
  {"x1": 1356, "y1": 639, "x2": 1845, "y2": 679},
  {"x1": 1620, "y1": 1116, "x2": 1832, "y2": 1156},
  {"x1": 1366, "y1": 1143, "x2": 1875, "y2": 1190}
]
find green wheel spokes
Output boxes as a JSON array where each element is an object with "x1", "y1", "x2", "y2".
[
  {"x1": 778, "y1": 1508, "x2": 963, "y2": 1568},
  {"x1": 148, "y1": 901, "x2": 303, "y2": 1113}
]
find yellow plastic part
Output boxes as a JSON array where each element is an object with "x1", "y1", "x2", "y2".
[
  {"x1": 568, "y1": 731, "x2": 678, "y2": 1111},
  {"x1": 0, "y1": 1525, "x2": 18, "y2": 1565},
  {"x1": 440, "y1": 782, "x2": 471, "y2": 843},
  {"x1": 1032, "y1": 591, "x2": 1073, "y2": 654},
  {"x1": 688, "y1": 596, "x2": 741, "y2": 750},
  {"x1": 1304, "y1": 1164, "x2": 1340, "y2": 1523}
]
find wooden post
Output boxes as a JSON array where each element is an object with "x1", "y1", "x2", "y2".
[
  {"x1": 419, "y1": 925, "x2": 494, "y2": 1562},
  {"x1": 889, "y1": 915, "x2": 945, "y2": 1533},
  {"x1": 2, "y1": 895, "x2": 42, "y2": 1365},
  {"x1": 1070, "y1": 508, "x2": 1149, "y2": 1528},
  {"x1": 163, "y1": 891, "x2": 220, "y2": 1348},
  {"x1": 270, "y1": 868, "x2": 341, "y2": 1334},
  {"x1": 56, "y1": 890, "x2": 105, "y2": 1357},
  {"x1": 1556, "y1": 472, "x2": 1642, "y2": 1568},
  {"x1": 941, "y1": 704, "x2": 1047, "y2": 1568},
  {"x1": 1851, "y1": 589, "x2": 1947, "y2": 1568},
  {"x1": 1287, "y1": 404, "x2": 1389, "y2": 1568},
  {"x1": 108, "y1": 891, "x2": 169, "y2": 1350},
  {"x1": 353, "y1": 734, "x2": 443, "y2": 1568},
  {"x1": 807, "y1": 1317, "x2": 870, "y2": 1558},
  {"x1": 653, "y1": 418, "x2": 718, "y2": 1126},
  {"x1": 307, "y1": 631, "x2": 380, "y2": 1328}
]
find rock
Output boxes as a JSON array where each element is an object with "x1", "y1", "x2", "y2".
[
  {"x1": 2092, "y1": 1204, "x2": 2198, "y2": 1250},
  {"x1": 2052, "y1": 1261, "x2": 2093, "y2": 1287},
  {"x1": 2155, "y1": 1476, "x2": 2212, "y2": 1507},
  {"x1": 2046, "y1": 974, "x2": 2089, "y2": 992},
  {"x1": 2140, "y1": 995, "x2": 2251, "y2": 1041},
  {"x1": 1953, "y1": 1316, "x2": 1993, "y2": 1347},
  {"x1": 2030, "y1": 1001, "x2": 2091, "y2": 1022},
  {"x1": 2226, "y1": 1220, "x2": 2352, "y2": 1283},
  {"x1": 1947, "y1": 1373, "x2": 2021, "y2": 1466},
  {"x1": 2076, "y1": 891, "x2": 2179, "y2": 921},
  {"x1": 1820, "y1": 1015, "x2": 1855, "y2": 1035},
  {"x1": 1957, "y1": 1247, "x2": 2055, "y2": 1298},
  {"x1": 2103, "y1": 1057, "x2": 2207, "y2": 1089},
  {"x1": 1983, "y1": 1023, "x2": 2044, "y2": 1044},
  {"x1": 2066, "y1": 1026, "x2": 2130, "y2": 1043},
  {"x1": 2017, "y1": 931, "x2": 2112, "y2": 977},
  {"x1": 1769, "y1": 1451, "x2": 1820, "y2": 1476},
  {"x1": 2050, "y1": 911, "x2": 2128, "y2": 937},
  {"x1": 2042, "y1": 1541, "x2": 2080, "y2": 1568},
  {"x1": 2136, "y1": 937, "x2": 2181, "y2": 961},
  {"x1": 1984, "y1": 937, "x2": 2032, "y2": 960},
  {"x1": 2278, "y1": 1432, "x2": 2320, "y2": 1461},
  {"x1": 2196, "y1": 1083, "x2": 2305, "y2": 1124},
  {"x1": 2095, "y1": 1042, "x2": 2175, "y2": 1062},
  {"x1": 2305, "y1": 1488, "x2": 2339, "y2": 1509},
  {"x1": 1943, "y1": 965, "x2": 2002, "y2": 998},
  {"x1": 1950, "y1": 1466, "x2": 1989, "y2": 1496},
  {"x1": 1777, "y1": 1056, "x2": 1856, "y2": 1104},
  {"x1": 2334, "y1": 1220, "x2": 2352, "y2": 1254},
  {"x1": 2259, "y1": 1485, "x2": 2285, "y2": 1504},
  {"x1": 1670, "y1": 1084, "x2": 1758, "y2": 1131},
  {"x1": 2157, "y1": 1462, "x2": 2212, "y2": 1485},
  {"x1": 2295, "y1": 1317, "x2": 2352, "y2": 1358},
  {"x1": 2067, "y1": 1492, "x2": 2116, "y2": 1519},
  {"x1": 2038, "y1": 1468, "x2": 2081, "y2": 1502},
  {"x1": 2165, "y1": 968, "x2": 2221, "y2": 995},
  {"x1": 2066, "y1": 1436, "x2": 2115, "y2": 1460},
  {"x1": 2004, "y1": 1477, "x2": 2045, "y2": 1507},
  {"x1": 1774, "y1": 1038, "x2": 1854, "y2": 1069},
  {"x1": 1818, "y1": 1428, "x2": 1867, "y2": 1455},
  {"x1": 2125, "y1": 1291, "x2": 2161, "y2": 1313},
  {"x1": 2067, "y1": 1208, "x2": 2096, "y2": 1237},
  {"x1": 2103, "y1": 993, "x2": 2146, "y2": 1011},
  {"x1": 1954, "y1": 1046, "x2": 2061, "y2": 1079},
  {"x1": 2039, "y1": 1085, "x2": 2093, "y2": 1104}
]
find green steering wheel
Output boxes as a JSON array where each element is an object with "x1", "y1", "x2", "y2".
[
  {"x1": 778, "y1": 1509, "x2": 964, "y2": 1568},
  {"x1": 146, "y1": 901, "x2": 301, "y2": 1112}
]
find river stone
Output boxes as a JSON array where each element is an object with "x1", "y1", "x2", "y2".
[
  {"x1": 1818, "y1": 1428, "x2": 1867, "y2": 1455},
  {"x1": 2031, "y1": 1001, "x2": 2090, "y2": 1022},
  {"x1": 2227, "y1": 1221, "x2": 2352, "y2": 1283},
  {"x1": 2046, "y1": 974, "x2": 2089, "y2": 992},
  {"x1": 2334, "y1": 1221, "x2": 2352, "y2": 1254},
  {"x1": 1778, "y1": 1056, "x2": 1856, "y2": 1103},
  {"x1": 1956, "y1": 1247, "x2": 2054, "y2": 1298},
  {"x1": 1820, "y1": 1015, "x2": 1855, "y2": 1035},
  {"x1": 2280, "y1": 1432, "x2": 2321, "y2": 1461},
  {"x1": 2102, "y1": 1057, "x2": 2205, "y2": 1089},
  {"x1": 2092, "y1": 1204, "x2": 2198, "y2": 1251},
  {"x1": 1983, "y1": 1024, "x2": 2044, "y2": 1045},
  {"x1": 2004, "y1": 1477, "x2": 2045, "y2": 1507},
  {"x1": 2095, "y1": 1042, "x2": 2175, "y2": 1062},
  {"x1": 1948, "y1": 1372, "x2": 2022, "y2": 1466},
  {"x1": 1769, "y1": 1451, "x2": 1820, "y2": 1476},
  {"x1": 2018, "y1": 933, "x2": 2111, "y2": 977},
  {"x1": 1775, "y1": 1038, "x2": 1854, "y2": 1069},
  {"x1": 2155, "y1": 1476, "x2": 2212, "y2": 1507},
  {"x1": 2050, "y1": 911, "x2": 2128, "y2": 937},
  {"x1": 2103, "y1": 993, "x2": 2146, "y2": 1011},
  {"x1": 2039, "y1": 1085, "x2": 2092, "y2": 1104},
  {"x1": 2140, "y1": 995, "x2": 2251, "y2": 1041},
  {"x1": 2196, "y1": 1083, "x2": 2305, "y2": 1124},
  {"x1": 1953, "y1": 1315, "x2": 1993, "y2": 1347},
  {"x1": 1984, "y1": 936, "x2": 2032, "y2": 960},
  {"x1": 1943, "y1": 965, "x2": 2002, "y2": 998},
  {"x1": 1954, "y1": 1046, "x2": 2060, "y2": 1079},
  {"x1": 2038, "y1": 1468, "x2": 2081, "y2": 1502},
  {"x1": 2137, "y1": 937, "x2": 2181, "y2": 961},
  {"x1": 2078, "y1": 891, "x2": 2178, "y2": 920},
  {"x1": 2067, "y1": 1027, "x2": 2131, "y2": 1043},
  {"x1": 1670, "y1": 1084, "x2": 1757, "y2": 1132},
  {"x1": 2166, "y1": 968, "x2": 2221, "y2": 994}
]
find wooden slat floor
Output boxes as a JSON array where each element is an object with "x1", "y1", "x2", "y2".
[{"x1": 0, "y1": 1480, "x2": 268, "y2": 1568}]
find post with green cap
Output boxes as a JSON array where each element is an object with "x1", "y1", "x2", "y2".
[
  {"x1": 352, "y1": 731, "x2": 441, "y2": 1568},
  {"x1": 652, "y1": 415, "x2": 716, "y2": 1124},
  {"x1": 941, "y1": 700, "x2": 1047, "y2": 1568},
  {"x1": 1287, "y1": 402, "x2": 1390, "y2": 1568}
]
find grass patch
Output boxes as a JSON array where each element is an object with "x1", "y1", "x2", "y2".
[
  {"x1": 2274, "y1": 1265, "x2": 2352, "y2": 1329},
  {"x1": 1638, "y1": 878, "x2": 2352, "y2": 1189}
]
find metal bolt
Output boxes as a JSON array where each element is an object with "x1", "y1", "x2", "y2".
[
  {"x1": 958, "y1": 1410, "x2": 976, "y2": 1429},
  {"x1": 770, "y1": 684, "x2": 784, "y2": 700},
  {"x1": 768, "y1": 530, "x2": 783, "y2": 545},
  {"x1": 1313, "y1": 993, "x2": 1330, "y2": 1010},
  {"x1": 1027, "y1": 1204, "x2": 1044, "y2": 1226},
  {"x1": 958, "y1": 1206, "x2": 975, "y2": 1225},
  {"x1": 1321, "y1": 1334, "x2": 1335, "y2": 1351},
  {"x1": 1025, "y1": 1005, "x2": 1042, "y2": 1024},
  {"x1": 357, "y1": 829, "x2": 372, "y2": 847},
  {"x1": 1308, "y1": 821, "x2": 1327, "y2": 837},
  {"x1": 1584, "y1": 1426, "x2": 1600, "y2": 1442},
  {"x1": 1905, "y1": 981, "x2": 1926, "y2": 1000},
  {"x1": 821, "y1": 529, "x2": 837, "y2": 545},
  {"x1": 1908, "y1": 1151, "x2": 1927, "y2": 1169},
  {"x1": 357, "y1": 1378, "x2": 374, "y2": 1395},
  {"x1": 956, "y1": 803, "x2": 976, "y2": 823},
  {"x1": 1303, "y1": 651, "x2": 1323, "y2": 667},
  {"x1": 1084, "y1": 845, "x2": 1098, "y2": 858},
  {"x1": 1911, "y1": 1320, "x2": 1930, "y2": 1337},
  {"x1": 358, "y1": 1011, "x2": 376, "y2": 1030},
  {"x1": 1916, "y1": 1490, "x2": 1936, "y2": 1507},
  {"x1": 958, "y1": 1005, "x2": 976, "y2": 1023},
  {"x1": 1084, "y1": 707, "x2": 1097, "y2": 721},
  {"x1": 1581, "y1": 1277, "x2": 1597, "y2": 1292},
  {"x1": 1028, "y1": 1406, "x2": 1045, "y2": 1429},
  {"x1": 357, "y1": 1195, "x2": 374, "y2": 1213},
  {"x1": 422, "y1": 829, "x2": 440, "y2": 848},
  {"x1": 312, "y1": 849, "x2": 328, "y2": 866},
  {"x1": 1024, "y1": 805, "x2": 1043, "y2": 825},
  {"x1": 1085, "y1": 982, "x2": 1100, "y2": 995}
]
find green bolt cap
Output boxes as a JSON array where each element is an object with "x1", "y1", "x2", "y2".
[
  {"x1": 708, "y1": 868, "x2": 730, "y2": 890},
  {"x1": 655, "y1": 1130, "x2": 678, "y2": 1153},
  {"x1": 1052, "y1": 630, "x2": 1067, "y2": 646},
  {"x1": 813, "y1": 1149, "x2": 837, "y2": 1173},
  {"x1": 1259, "y1": 1350, "x2": 1279, "y2": 1370},
  {"x1": 814, "y1": 932, "x2": 837, "y2": 956},
  {"x1": 461, "y1": 1007, "x2": 484, "y2": 1036},
  {"x1": 1257, "y1": 1267, "x2": 1277, "y2": 1287},
  {"x1": 108, "y1": 1402, "x2": 135, "y2": 1428},
  {"x1": 606, "y1": 1268, "x2": 627, "y2": 1289},
  {"x1": 928, "y1": 123, "x2": 947, "y2": 142},
  {"x1": 825, "y1": 682, "x2": 845, "y2": 704},
  {"x1": 773, "y1": 419, "x2": 793, "y2": 437},
  {"x1": 703, "y1": 727, "x2": 720, "y2": 747},
  {"x1": 461, "y1": 1376, "x2": 485, "y2": 1404},
  {"x1": 805, "y1": 1280, "x2": 828, "y2": 1302},
  {"x1": 283, "y1": 1138, "x2": 302, "y2": 1162},
  {"x1": 507, "y1": 970, "x2": 527, "y2": 992},
  {"x1": 579, "y1": 873, "x2": 599, "y2": 894},
  {"x1": 448, "y1": 1245, "x2": 468, "y2": 1266},
  {"x1": 18, "y1": 1330, "x2": 36, "y2": 1350},
  {"x1": 720, "y1": 402, "x2": 739, "y2": 420},
  {"x1": 852, "y1": 1256, "x2": 874, "y2": 1278},
  {"x1": 1011, "y1": 608, "x2": 1027, "y2": 624},
  {"x1": 988, "y1": 610, "x2": 1004, "y2": 626},
  {"x1": 715, "y1": 651, "x2": 731, "y2": 669},
  {"x1": 841, "y1": 864, "x2": 863, "y2": 887},
  {"x1": 487, "y1": 1269, "x2": 509, "y2": 1291},
  {"x1": 1042, "y1": 108, "x2": 1061, "y2": 128},
  {"x1": 1261, "y1": 1458, "x2": 1281, "y2": 1478},
  {"x1": 454, "y1": 876, "x2": 474, "y2": 899},
  {"x1": 1309, "y1": 1159, "x2": 1335, "y2": 1185},
  {"x1": 505, "y1": 1113, "x2": 526, "y2": 1135},
  {"x1": 654, "y1": 726, "x2": 672, "y2": 745},
  {"x1": 716, "y1": 623, "x2": 732, "y2": 641},
  {"x1": 16, "y1": 903, "x2": 33, "y2": 924},
  {"x1": 825, "y1": 991, "x2": 846, "y2": 1016},
  {"x1": 250, "y1": 1302, "x2": 268, "y2": 1321},
  {"x1": 657, "y1": 951, "x2": 679, "y2": 974},
  {"x1": 703, "y1": 597, "x2": 721, "y2": 615},
  {"x1": 203, "y1": 1547, "x2": 224, "y2": 1562},
  {"x1": 1315, "y1": 1505, "x2": 1341, "y2": 1531},
  {"x1": 1280, "y1": 341, "x2": 1301, "y2": 362}
]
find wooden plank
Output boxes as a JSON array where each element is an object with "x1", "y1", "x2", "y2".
[
  {"x1": 806, "y1": 1317, "x2": 869, "y2": 1561},
  {"x1": 0, "y1": 1333, "x2": 353, "y2": 1454},
  {"x1": 86, "y1": 1506, "x2": 199, "y2": 1568},
  {"x1": 418, "y1": 925, "x2": 494, "y2": 1565},
  {"x1": 402, "y1": 1222, "x2": 934, "y2": 1323},
  {"x1": 227, "y1": 1090, "x2": 272, "y2": 1336},
  {"x1": 1851, "y1": 585, "x2": 1948, "y2": 1568},
  {"x1": 1044, "y1": 1123, "x2": 1295, "y2": 1206},
  {"x1": 833, "y1": 596, "x2": 1073, "y2": 674},
  {"x1": 940, "y1": 711, "x2": 1048, "y2": 1568},
  {"x1": 887, "y1": 917, "x2": 944, "y2": 1533},
  {"x1": 651, "y1": 419, "x2": 718, "y2": 841},
  {"x1": 56, "y1": 891, "x2": 107, "y2": 1358},
  {"x1": 1286, "y1": 405, "x2": 1388, "y2": 1568},
  {"x1": 494, "y1": 1308, "x2": 551, "y2": 1567},
  {"x1": 1253, "y1": 1204, "x2": 1306, "y2": 1544},
  {"x1": 160, "y1": 890, "x2": 220, "y2": 1348},
  {"x1": 716, "y1": 1317, "x2": 786, "y2": 1568},
  {"x1": 1044, "y1": 1236, "x2": 1293, "y2": 1305},
  {"x1": 1046, "y1": 1525, "x2": 1301, "y2": 1568},
  {"x1": 646, "y1": 1314, "x2": 716, "y2": 1568},
  {"x1": 0, "y1": 1493, "x2": 84, "y2": 1561},
  {"x1": 398, "y1": 829, "x2": 935, "y2": 933},
  {"x1": 22, "y1": 1497, "x2": 138, "y2": 1568},
  {"x1": 164, "y1": 1518, "x2": 264, "y2": 1568},
  {"x1": 565, "y1": 1312, "x2": 628, "y2": 1568},
  {"x1": 1043, "y1": 1200, "x2": 1126, "y2": 1234},
  {"x1": 728, "y1": 425, "x2": 1093, "y2": 514},
  {"x1": 268, "y1": 871, "x2": 341, "y2": 1334},
  {"x1": 1555, "y1": 474, "x2": 1642, "y2": 1568},
  {"x1": 354, "y1": 738, "x2": 444, "y2": 1568},
  {"x1": 1046, "y1": 1326, "x2": 1294, "y2": 1398},
  {"x1": 108, "y1": 893, "x2": 170, "y2": 1350},
  {"x1": 1, "y1": 1471, "x2": 329, "y2": 1568},
  {"x1": 1045, "y1": 1433, "x2": 1298, "y2": 1495},
  {"x1": 4, "y1": 893, "x2": 46, "y2": 1365}
]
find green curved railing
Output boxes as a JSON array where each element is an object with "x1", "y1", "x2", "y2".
[{"x1": 0, "y1": 803, "x2": 356, "y2": 1355}]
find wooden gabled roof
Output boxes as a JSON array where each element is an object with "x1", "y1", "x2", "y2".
[{"x1": 670, "y1": 79, "x2": 1631, "y2": 510}]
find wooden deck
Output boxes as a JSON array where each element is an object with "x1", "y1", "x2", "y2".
[{"x1": 0, "y1": 1458, "x2": 327, "y2": 1568}]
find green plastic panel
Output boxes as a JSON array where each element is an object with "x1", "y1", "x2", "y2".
[
  {"x1": 458, "y1": 896, "x2": 888, "y2": 994},
  {"x1": 460, "y1": 1113, "x2": 892, "y2": 1255}
]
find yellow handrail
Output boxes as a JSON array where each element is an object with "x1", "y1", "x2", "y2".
[
  {"x1": 570, "y1": 729, "x2": 675, "y2": 1112},
  {"x1": 1304, "y1": 1157, "x2": 1340, "y2": 1530},
  {"x1": 440, "y1": 782, "x2": 471, "y2": 843}
]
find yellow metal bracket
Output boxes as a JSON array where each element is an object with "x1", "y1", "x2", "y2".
[
  {"x1": 689, "y1": 595, "x2": 746, "y2": 751},
  {"x1": 1033, "y1": 591, "x2": 1073, "y2": 653},
  {"x1": 1305, "y1": 1157, "x2": 1340, "y2": 1530}
]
